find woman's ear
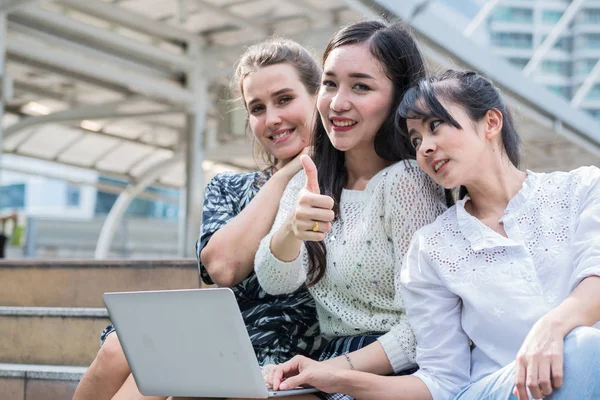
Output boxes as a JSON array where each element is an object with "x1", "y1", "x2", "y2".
[{"x1": 484, "y1": 108, "x2": 503, "y2": 140}]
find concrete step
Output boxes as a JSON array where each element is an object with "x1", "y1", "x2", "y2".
[
  {"x1": 0, "y1": 307, "x2": 109, "y2": 366},
  {"x1": 0, "y1": 363, "x2": 85, "y2": 400},
  {"x1": 0, "y1": 259, "x2": 201, "y2": 307}
]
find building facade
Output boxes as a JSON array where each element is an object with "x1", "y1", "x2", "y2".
[{"x1": 485, "y1": 0, "x2": 600, "y2": 120}]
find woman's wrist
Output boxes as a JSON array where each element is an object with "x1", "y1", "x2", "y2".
[{"x1": 541, "y1": 309, "x2": 580, "y2": 338}]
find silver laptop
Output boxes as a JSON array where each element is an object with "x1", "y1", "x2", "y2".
[{"x1": 103, "y1": 288, "x2": 318, "y2": 398}]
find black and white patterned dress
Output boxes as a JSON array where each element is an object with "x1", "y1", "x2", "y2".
[{"x1": 101, "y1": 170, "x2": 322, "y2": 366}]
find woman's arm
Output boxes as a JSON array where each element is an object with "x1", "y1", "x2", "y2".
[
  {"x1": 255, "y1": 156, "x2": 334, "y2": 295},
  {"x1": 547, "y1": 276, "x2": 600, "y2": 336},
  {"x1": 275, "y1": 356, "x2": 432, "y2": 400},
  {"x1": 200, "y1": 163, "x2": 301, "y2": 287},
  {"x1": 513, "y1": 167, "x2": 600, "y2": 400},
  {"x1": 400, "y1": 233, "x2": 472, "y2": 400},
  {"x1": 269, "y1": 155, "x2": 334, "y2": 262}
]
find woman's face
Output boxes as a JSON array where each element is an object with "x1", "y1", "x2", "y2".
[
  {"x1": 243, "y1": 63, "x2": 316, "y2": 163},
  {"x1": 406, "y1": 100, "x2": 487, "y2": 189},
  {"x1": 317, "y1": 43, "x2": 393, "y2": 153}
]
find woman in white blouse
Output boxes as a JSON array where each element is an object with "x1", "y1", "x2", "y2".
[
  {"x1": 255, "y1": 20, "x2": 447, "y2": 400},
  {"x1": 268, "y1": 70, "x2": 600, "y2": 400}
]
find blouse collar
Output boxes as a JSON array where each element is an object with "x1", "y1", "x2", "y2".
[{"x1": 456, "y1": 170, "x2": 536, "y2": 251}]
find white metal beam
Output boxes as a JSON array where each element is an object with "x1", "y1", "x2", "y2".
[
  {"x1": 12, "y1": 7, "x2": 194, "y2": 73},
  {"x1": 94, "y1": 152, "x2": 184, "y2": 259},
  {"x1": 8, "y1": 21, "x2": 175, "y2": 79},
  {"x1": 6, "y1": 38, "x2": 195, "y2": 105},
  {"x1": 54, "y1": 0, "x2": 198, "y2": 45},
  {"x1": 572, "y1": 59, "x2": 600, "y2": 108},
  {"x1": 523, "y1": 0, "x2": 585, "y2": 76},
  {"x1": 464, "y1": 0, "x2": 501, "y2": 37},
  {"x1": 4, "y1": 97, "x2": 183, "y2": 139},
  {"x1": 0, "y1": 0, "x2": 40, "y2": 14},
  {"x1": 190, "y1": 0, "x2": 270, "y2": 35}
]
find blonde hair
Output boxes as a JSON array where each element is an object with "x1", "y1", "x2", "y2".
[{"x1": 232, "y1": 38, "x2": 321, "y2": 169}]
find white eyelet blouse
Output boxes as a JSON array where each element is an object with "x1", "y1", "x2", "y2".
[{"x1": 401, "y1": 166, "x2": 600, "y2": 400}]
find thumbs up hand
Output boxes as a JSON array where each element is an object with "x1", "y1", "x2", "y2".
[{"x1": 290, "y1": 155, "x2": 335, "y2": 241}]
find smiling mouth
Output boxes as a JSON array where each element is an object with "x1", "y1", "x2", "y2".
[
  {"x1": 331, "y1": 119, "x2": 357, "y2": 127},
  {"x1": 434, "y1": 160, "x2": 448, "y2": 172},
  {"x1": 271, "y1": 129, "x2": 294, "y2": 142}
]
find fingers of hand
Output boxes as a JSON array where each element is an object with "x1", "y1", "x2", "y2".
[
  {"x1": 521, "y1": 356, "x2": 543, "y2": 400},
  {"x1": 273, "y1": 367, "x2": 285, "y2": 391},
  {"x1": 279, "y1": 372, "x2": 305, "y2": 391},
  {"x1": 514, "y1": 356, "x2": 529, "y2": 400},
  {"x1": 293, "y1": 193, "x2": 335, "y2": 240},
  {"x1": 551, "y1": 352, "x2": 564, "y2": 389},
  {"x1": 298, "y1": 190, "x2": 334, "y2": 210},
  {"x1": 301, "y1": 155, "x2": 320, "y2": 194},
  {"x1": 538, "y1": 362, "x2": 552, "y2": 397}
]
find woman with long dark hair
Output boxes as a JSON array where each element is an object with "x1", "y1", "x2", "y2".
[
  {"x1": 262, "y1": 70, "x2": 600, "y2": 400},
  {"x1": 254, "y1": 20, "x2": 447, "y2": 400}
]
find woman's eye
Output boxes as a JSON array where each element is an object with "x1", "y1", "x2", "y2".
[
  {"x1": 278, "y1": 96, "x2": 293, "y2": 105},
  {"x1": 411, "y1": 137, "x2": 422, "y2": 149},
  {"x1": 429, "y1": 120, "x2": 442, "y2": 131},
  {"x1": 250, "y1": 105, "x2": 264, "y2": 115},
  {"x1": 322, "y1": 80, "x2": 336, "y2": 88},
  {"x1": 353, "y1": 83, "x2": 371, "y2": 91}
]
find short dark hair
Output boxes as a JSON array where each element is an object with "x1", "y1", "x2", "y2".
[{"x1": 397, "y1": 69, "x2": 522, "y2": 199}]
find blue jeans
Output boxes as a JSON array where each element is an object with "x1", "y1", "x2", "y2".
[{"x1": 454, "y1": 327, "x2": 600, "y2": 400}]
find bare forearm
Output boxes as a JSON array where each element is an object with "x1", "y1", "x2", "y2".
[
  {"x1": 324, "y1": 341, "x2": 393, "y2": 376},
  {"x1": 269, "y1": 214, "x2": 303, "y2": 262},
  {"x1": 331, "y1": 370, "x2": 432, "y2": 400},
  {"x1": 546, "y1": 276, "x2": 600, "y2": 337},
  {"x1": 201, "y1": 172, "x2": 293, "y2": 287}
]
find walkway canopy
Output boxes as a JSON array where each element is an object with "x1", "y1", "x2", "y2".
[{"x1": 0, "y1": 0, "x2": 598, "y2": 257}]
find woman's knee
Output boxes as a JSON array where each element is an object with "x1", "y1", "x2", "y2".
[
  {"x1": 96, "y1": 333, "x2": 128, "y2": 369},
  {"x1": 564, "y1": 326, "x2": 600, "y2": 361}
]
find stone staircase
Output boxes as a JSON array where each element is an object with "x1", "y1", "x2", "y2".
[{"x1": 0, "y1": 259, "x2": 200, "y2": 399}]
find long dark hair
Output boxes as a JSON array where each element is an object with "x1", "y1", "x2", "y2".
[
  {"x1": 397, "y1": 70, "x2": 522, "y2": 200},
  {"x1": 305, "y1": 20, "x2": 427, "y2": 286}
]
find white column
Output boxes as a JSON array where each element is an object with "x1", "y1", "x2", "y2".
[
  {"x1": 180, "y1": 40, "x2": 207, "y2": 258},
  {"x1": 94, "y1": 153, "x2": 183, "y2": 259},
  {"x1": 0, "y1": 13, "x2": 6, "y2": 195}
]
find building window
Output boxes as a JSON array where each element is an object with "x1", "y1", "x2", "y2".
[
  {"x1": 492, "y1": 7, "x2": 534, "y2": 23},
  {"x1": 0, "y1": 184, "x2": 26, "y2": 209},
  {"x1": 587, "y1": 84, "x2": 600, "y2": 100},
  {"x1": 587, "y1": 110, "x2": 600, "y2": 120},
  {"x1": 547, "y1": 85, "x2": 570, "y2": 99},
  {"x1": 575, "y1": 59, "x2": 598, "y2": 74},
  {"x1": 491, "y1": 32, "x2": 533, "y2": 49},
  {"x1": 542, "y1": 10, "x2": 563, "y2": 24},
  {"x1": 507, "y1": 57, "x2": 529, "y2": 69},
  {"x1": 581, "y1": 9, "x2": 600, "y2": 24},
  {"x1": 580, "y1": 34, "x2": 600, "y2": 49},
  {"x1": 541, "y1": 35, "x2": 571, "y2": 51},
  {"x1": 66, "y1": 184, "x2": 81, "y2": 207},
  {"x1": 541, "y1": 61, "x2": 570, "y2": 75},
  {"x1": 95, "y1": 177, "x2": 179, "y2": 219}
]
